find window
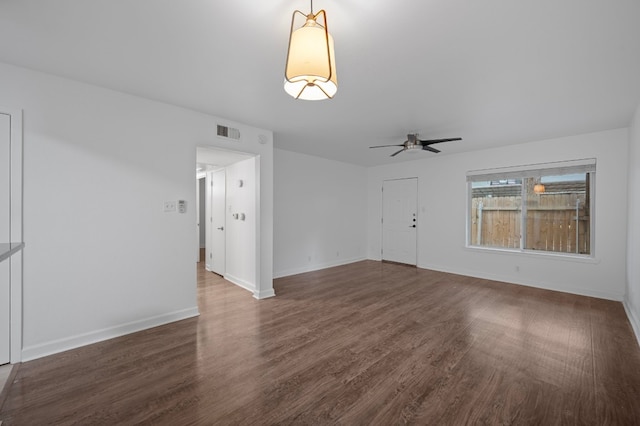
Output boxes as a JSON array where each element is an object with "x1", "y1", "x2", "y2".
[{"x1": 467, "y1": 159, "x2": 595, "y2": 256}]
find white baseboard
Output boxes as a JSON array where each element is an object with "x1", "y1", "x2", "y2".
[
  {"x1": 220, "y1": 274, "x2": 274, "y2": 299},
  {"x1": 254, "y1": 288, "x2": 276, "y2": 299},
  {"x1": 623, "y1": 299, "x2": 640, "y2": 348},
  {"x1": 273, "y1": 256, "x2": 367, "y2": 279},
  {"x1": 21, "y1": 307, "x2": 200, "y2": 362},
  {"x1": 416, "y1": 261, "x2": 624, "y2": 302},
  {"x1": 224, "y1": 274, "x2": 255, "y2": 293}
]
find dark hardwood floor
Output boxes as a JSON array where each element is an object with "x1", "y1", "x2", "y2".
[{"x1": 1, "y1": 260, "x2": 640, "y2": 425}]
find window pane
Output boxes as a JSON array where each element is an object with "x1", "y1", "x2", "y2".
[
  {"x1": 470, "y1": 180, "x2": 522, "y2": 249},
  {"x1": 524, "y1": 173, "x2": 590, "y2": 254}
]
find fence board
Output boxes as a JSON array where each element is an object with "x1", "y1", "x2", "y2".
[{"x1": 471, "y1": 193, "x2": 589, "y2": 254}]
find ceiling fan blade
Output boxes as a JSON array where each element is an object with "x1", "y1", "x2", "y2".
[
  {"x1": 390, "y1": 149, "x2": 405, "y2": 157},
  {"x1": 369, "y1": 144, "x2": 405, "y2": 149},
  {"x1": 419, "y1": 137, "x2": 462, "y2": 145},
  {"x1": 422, "y1": 145, "x2": 441, "y2": 153}
]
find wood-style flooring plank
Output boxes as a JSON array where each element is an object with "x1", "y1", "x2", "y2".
[{"x1": 1, "y1": 260, "x2": 640, "y2": 425}]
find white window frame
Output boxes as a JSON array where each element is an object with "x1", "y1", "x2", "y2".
[{"x1": 466, "y1": 159, "x2": 596, "y2": 259}]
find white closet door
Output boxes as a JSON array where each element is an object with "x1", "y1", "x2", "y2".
[{"x1": 210, "y1": 169, "x2": 226, "y2": 276}]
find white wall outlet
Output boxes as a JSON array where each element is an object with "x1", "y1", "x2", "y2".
[{"x1": 164, "y1": 201, "x2": 176, "y2": 212}]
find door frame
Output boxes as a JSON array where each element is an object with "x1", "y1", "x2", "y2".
[
  {"x1": 381, "y1": 177, "x2": 418, "y2": 266},
  {"x1": 1, "y1": 107, "x2": 23, "y2": 363}
]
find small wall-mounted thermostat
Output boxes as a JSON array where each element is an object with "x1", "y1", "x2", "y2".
[{"x1": 178, "y1": 200, "x2": 187, "y2": 213}]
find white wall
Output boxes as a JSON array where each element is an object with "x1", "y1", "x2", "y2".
[
  {"x1": 0, "y1": 62, "x2": 274, "y2": 361},
  {"x1": 225, "y1": 157, "x2": 257, "y2": 290},
  {"x1": 0, "y1": 113, "x2": 10, "y2": 364},
  {"x1": 274, "y1": 149, "x2": 367, "y2": 278},
  {"x1": 626, "y1": 103, "x2": 640, "y2": 345},
  {"x1": 0, "y1": 114, "x2": 8, "y2": 241},
  {"x1": 368, "y1": 128, "x2": 629, "y2": 301}
]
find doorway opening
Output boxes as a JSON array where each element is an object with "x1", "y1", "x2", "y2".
[{"x1": 196, "y1": 146, "x2": 258, "y2": 294}]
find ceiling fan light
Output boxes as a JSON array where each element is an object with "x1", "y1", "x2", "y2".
[{"x1": 284, "y1": 10, "x2": 337, "y2": 100}]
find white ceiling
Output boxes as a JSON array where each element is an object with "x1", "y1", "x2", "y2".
[{"x1": 1, "y1": 0, "x2": 639, "y2": 167}]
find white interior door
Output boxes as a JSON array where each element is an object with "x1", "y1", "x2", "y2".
[
  {"x1": 205, "y1": 172, "x2": 212, "y2": 271},
  {"x1": 382, "y1": 178, "x2": 418, "y2": 266},
  {"x1": 0, "y1": 113, "x2": 11, "y2": 364},
  {"x1": 209, "y1": 169, "x2": 226, "y2": 276},
  {"x1": 196, "y1": 178, "x2": 200, "y2": 263}
]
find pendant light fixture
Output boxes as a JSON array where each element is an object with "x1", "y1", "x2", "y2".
[
  {"x1": 284, "y1": 0, "x2": 337, "y2": 100},
  {"x1": 533, "y1": 182, "x2": 546, "y2": 194}
]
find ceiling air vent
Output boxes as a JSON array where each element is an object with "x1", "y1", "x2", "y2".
[{"x1": 217, "y1": 124, "x2": 241, "y2": 140}]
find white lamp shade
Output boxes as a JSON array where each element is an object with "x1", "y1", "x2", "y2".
[{"x1": 285, "y1": 17, "x2": 337, "y2": 100}]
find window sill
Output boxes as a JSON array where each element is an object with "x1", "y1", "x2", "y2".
[{"x1": 464, "y1": 245, "x2": 599, "y2": 264}]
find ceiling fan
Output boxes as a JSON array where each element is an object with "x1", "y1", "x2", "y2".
[{"x1": 370, "y1": 134, "x2": 462, "y2": 157}]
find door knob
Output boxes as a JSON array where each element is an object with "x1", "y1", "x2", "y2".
[{"x1": 217, "y1": 227, "x2": 224, "y2": 230}]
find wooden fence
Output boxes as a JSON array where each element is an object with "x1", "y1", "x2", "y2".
[{"x1": 470, "y1": 192, "x2": 590, "y2": 254}]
